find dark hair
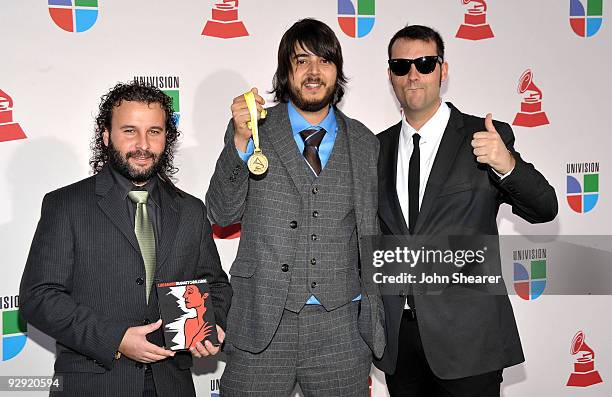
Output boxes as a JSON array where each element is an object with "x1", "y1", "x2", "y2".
[
  {"x1": 194, "y1": 283, "x2": 208, "y2": 297},
  {"x1": 271, "y1": 18, "x2": 347, "y2": 105},
  {"x1": 388, "y1": 25, "x2": 445, "y2": 60},
  {"x1": 89, "y1": 82, "x2": 180, "y2": 178}
]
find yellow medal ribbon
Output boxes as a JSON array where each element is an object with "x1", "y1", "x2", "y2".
[{"x1": 244, "y1": 91, "x2": 268, "y2": 175}]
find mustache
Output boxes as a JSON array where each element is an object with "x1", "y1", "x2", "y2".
[
  {"x1": 302, "y1": 77, "x2": 325, "y2": 86},
  {"x1": 126, "y1": 149, "x2": 155, "y2": 159}
]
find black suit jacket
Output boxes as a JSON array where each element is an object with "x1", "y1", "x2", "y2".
[
  {"x1": 20, "y1": 165, "x2": 232, "y2": 397},
  {"x1": 374, "y1": 103, "x2": 557, "y2": 379}
]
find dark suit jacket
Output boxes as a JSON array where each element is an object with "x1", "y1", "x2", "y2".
[
  {"x1": 374, "y1": 103, "x2": 557, "y2": 379},
  {"x1": 19, "y1": 165, "x2": 232, "y2": 397},
  {"x1": 206, "y1": 103, "x2": 385, "y2": 359}
]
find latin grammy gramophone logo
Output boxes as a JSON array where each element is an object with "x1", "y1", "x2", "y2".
[
  {"x1": 566, "y1": 330, "x2": 603, "y2": 387},
  {"x1": 512, "y1": 69, "x2": 550, "y2": 128},
  {"x1": 0, "y1": 89, "x2": 27, "y2": 143},
  {"x1": 202, "y1": 0, "x2": 248, "y2": 39},
  {"x1": 455, "y1": 0, "x2": 494, "y2": 40}
]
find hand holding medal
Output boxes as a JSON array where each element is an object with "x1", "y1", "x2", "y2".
[{"x1": 243, "y1": 90, "x2": 268, "y2": 175}]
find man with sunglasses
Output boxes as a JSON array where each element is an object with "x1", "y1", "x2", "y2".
[{"x1": 374, "y1": 25, "x2": 557, "y2": 396}]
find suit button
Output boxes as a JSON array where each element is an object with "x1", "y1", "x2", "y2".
[
  {"x1": 312, "y1": 186, "x2": 319, "y2": 194},
  {"x1": 311, "y1": 234, "x2": 317, "y2": 241},
  {"x1": 311, "y1": 281, "x2": 317, "y2": 288},
  {"x1": 281, "y1": 264, "x2": 289, "y2": 272},
  {"x1": 135, "y1": 362, "x2": 143, "y2": 369},
  {"x1": 136, "y1": 277, "x2": 144, "y2": 285},
  {"x1": 312, "y1": 211, "x2": 319, "y2": 218},
  {"x1": 143, "y1": 318, "x2": 150, "y2": 325},
  {"x1": 310, "y1": 258, "x2": 316, "y2": 265},
  {"x1": 290, "y1": 221, "x2": 298, "y2": 229}
]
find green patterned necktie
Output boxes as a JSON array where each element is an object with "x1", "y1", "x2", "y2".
[{"x1": 128, "y1": 191, "x2": 156, "y2": 303}]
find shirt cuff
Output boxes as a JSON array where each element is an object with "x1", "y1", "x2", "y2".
[
  {"x1": 492, "y1": 166, "x2": 514, "y2": 180},
  {"x1": 236, "y1": 138, "x2": 255, "y2": 163}
]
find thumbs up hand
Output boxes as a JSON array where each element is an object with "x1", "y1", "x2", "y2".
[{"x1": 471, "y1": 113, "x2": 515, "y2": 175}]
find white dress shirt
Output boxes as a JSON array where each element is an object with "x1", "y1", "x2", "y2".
[{"x1": 396, "y1": 102, "x2": 451, "y2": 227}]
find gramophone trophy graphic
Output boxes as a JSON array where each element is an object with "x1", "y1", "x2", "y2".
[
  {"x1": 455, "y1": 0, "x2": 494, "y2": 40},
  {"x1": 0, "y1": 89, "x2": 27, "y2": 143},
  {"x1": 202, "y1": 0, "x2": 248, "y2": 39},
  {"x1": 566, "y1": 331, "x2": 603, "y2": 387},
  {"x1": 512, "y1": 69, "x2": 550, "y2": 128}
]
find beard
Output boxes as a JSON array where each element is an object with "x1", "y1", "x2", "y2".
[
  {"x1": 107, "y1": 139, "x2": 164, "y2": 184},
  {"x1": 289, "y1": 76, "x2": 336, "y2": 112}
]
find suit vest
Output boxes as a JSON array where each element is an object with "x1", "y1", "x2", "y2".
[{"x1": 284, "y1": 126, "x2": 361, "y2": 312}]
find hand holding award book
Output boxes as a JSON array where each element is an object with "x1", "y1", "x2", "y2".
[{"x1": 157, "y1": 279, "x2": 224, "y2": 357}]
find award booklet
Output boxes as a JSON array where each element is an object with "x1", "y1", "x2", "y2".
[{"x1": 156, "y1": 279, "x2": 219, "y2": 351}]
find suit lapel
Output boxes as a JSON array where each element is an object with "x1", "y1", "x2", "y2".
[
  {"x1": 338, "y1": 110, "x2": 366, "y2": 228},
  {"x1": 95, "y1": 166, "x2": 141, "y2": 254},
  {"x1": 155, "y1": 179, "x2": 180, "y2": 272},
  {"x1": 266, "y1": 103, "x2": 307, "y2": 191},
  {"x1": 379, "y1": 122, "x2": 410, "y2": 235},
  {"x1": 96, "y1": 166, "x2": 181, "y2": 273},
  {"x1": 414, "y1": 103, "x2": 466, "y2": 233}
]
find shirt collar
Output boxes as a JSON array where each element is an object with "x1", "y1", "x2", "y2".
[
  {"x1": 110, "y1": 165, "x2": 161, "y2": 208},
  {"x1": 400, "y1": 101, "x2": 450, "y2": 144},
  {"x1": 287, "y1": 101, "x2": 337, "y2": 137}
]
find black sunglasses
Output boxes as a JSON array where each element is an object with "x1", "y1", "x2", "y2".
[{"x1": 388, "y1": 56, "x2": 443, "y2": 76}]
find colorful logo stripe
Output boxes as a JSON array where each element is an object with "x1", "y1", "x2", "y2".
[
  {"x1": 567, "y1": 174, "x2": 599, "y2": 213},
  {"x1": 514, "y1": 260, "x2": 546, "y2": 300},
  {"x1": 570, "y1": 0, "x2": 603, "y2": 37},
  {"x1": 338, "y1": 0, "x2": 375, "y2": 38},
  {"x1": 48, "y1": 0, "x2": 99, "y2": 33},
  {"x1": 1, "y1": 310, "x2": 27, "y2": 361}
]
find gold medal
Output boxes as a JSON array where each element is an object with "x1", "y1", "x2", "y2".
[
  {"x1": 244, "y1": 91, "x2": 268, "y2": 175},
  {"x1": 247, "y1": 149, "x2": 268, "y2": 175}
]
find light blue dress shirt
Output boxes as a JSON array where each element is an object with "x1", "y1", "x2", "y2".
[{"x1": 236, "y1": 101, "x2": 337, "y2": 165}]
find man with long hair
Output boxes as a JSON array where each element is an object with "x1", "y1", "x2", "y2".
[
  {"x1": 207, "y1": 18, "x2": 384, "y2": 396},
  {"x1": 20, "y1": 82, "x2": 232, "y2": 397}
]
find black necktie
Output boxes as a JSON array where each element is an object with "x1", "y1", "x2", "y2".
[
  {"x1": 408, "y1": 133, "x2": 420, "y2": 234},
  {"x1": 299, "y1": 128, "x2": 326, "y2": 176}
]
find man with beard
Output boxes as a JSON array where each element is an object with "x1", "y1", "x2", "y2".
[
  {"x1": 207, "y1": 18, "x2": 384, "y2": 396},
  {"x1": 20, "y1": 82, "x2": 232, "y2": 397}
]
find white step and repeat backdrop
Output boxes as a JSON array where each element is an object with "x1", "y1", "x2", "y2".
[{"x1": 1, "y1": 1, "x2": 610, "y2": 395}]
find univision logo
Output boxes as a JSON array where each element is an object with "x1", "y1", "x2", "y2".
[
  {"x1": 133, "y1": 76, "x2": 180, "y2": 125},
  {"x1": 513, "y1": 249, "x2": 547, "y2": 300},
  {"x1": 567, "y1": 162, "x2": 600, "y2": 213},
  {"x1": 570, "y1": 0, "x2": 603, "y2": 37},
  {"x1": 1, "y1": 295, "x2": 27, "y2": 362},
  {"x1": 338, "y1": 0, "x2": 375, "y2": 38},
  {"x1": 210, "y1": 378, "x2": 220, "y2": 397},
  {"x1": 48, "y1": 0, "x2": 99, "y2": 33}
]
